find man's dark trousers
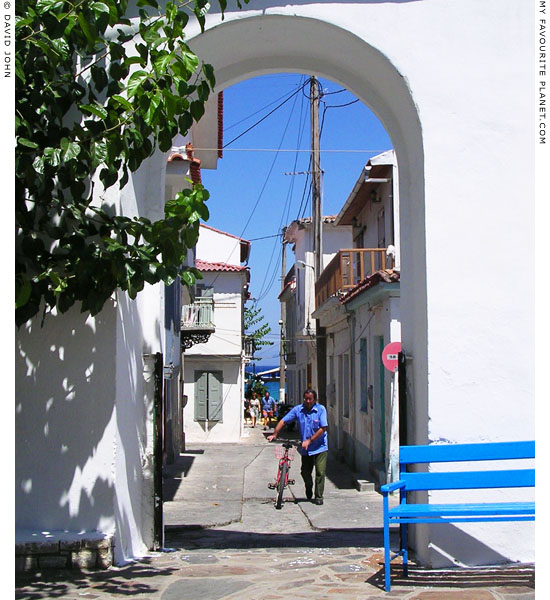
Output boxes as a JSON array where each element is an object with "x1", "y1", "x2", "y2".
[{"x1": 301, "y1": 451, "x2": 328, "y2": 499}]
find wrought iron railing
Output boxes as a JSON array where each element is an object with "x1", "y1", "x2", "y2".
[{"x1": 315, "y1": 248, "x2": 392, "y2": 307}]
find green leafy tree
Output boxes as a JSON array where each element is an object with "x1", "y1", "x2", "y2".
[
  {"x1": 244, "y1": 305, "x2": 273, "y2": 359},
  {"x1": 244, "y1": 377, "x2": 267, "y2": 400},
  {"x1": 15, "y1": 0, "x2": 247, "y2": 326}
]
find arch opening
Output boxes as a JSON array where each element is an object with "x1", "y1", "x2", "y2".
[{"x1": 187, "y1": 14, "x2": 428, "y2": 446}]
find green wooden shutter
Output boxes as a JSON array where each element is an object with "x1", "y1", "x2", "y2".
[
  {"x1": 208, "y1": 371, "x2": 223, "y2": 422},
  {"x1": 195, "y1": 371, "x2": 208, "y2": 421}
]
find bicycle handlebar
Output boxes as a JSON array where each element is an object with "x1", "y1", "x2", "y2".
[{"x1": 270, "y1": 438, "x2": 302, "y2": 448}]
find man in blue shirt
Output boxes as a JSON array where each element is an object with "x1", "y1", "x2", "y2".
[
  {"x1": 261, "y1": 391, "x2": 277, "y2": 430},
  {"x1": 268, "y1": 389, "x2": 328, "y2": 505}
]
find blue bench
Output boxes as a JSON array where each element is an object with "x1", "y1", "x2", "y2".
[{"x1": 380, "y1": 440, "x2": 535, "y2": 591}]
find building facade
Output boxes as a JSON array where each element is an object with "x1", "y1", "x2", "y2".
[
  {"x1": 281, "y1": 217, "x2": 352, "y2": 405},
  {"x1": 182, "y1": 225, "x2": 251, "y2": 444},
  {"x1": 313, "y1": 151, "x2": 401, "y2": 485}
]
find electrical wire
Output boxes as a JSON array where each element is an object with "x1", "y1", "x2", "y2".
[
  {"x1": 224, "y1": 82, "x2": 309, "y2": 132},
  {"x1": 223, "y1": 79, "x2": 310, "y2": 148}
]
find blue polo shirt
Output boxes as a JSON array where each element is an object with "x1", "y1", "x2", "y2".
[{"x1": 282, "y1": 402, "x2": 328, "y2": 456}]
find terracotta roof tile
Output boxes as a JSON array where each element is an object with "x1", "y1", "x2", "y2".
[{"x1": 195, "y1": 259, "x2": 249, "y2": 272}]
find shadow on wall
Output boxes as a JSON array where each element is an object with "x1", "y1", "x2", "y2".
[
  {"x1": 15, "y1": 301, "x2": 118, "y2": 532},
  {"x1": 427, "y1": 522, "x2": 535, "y2": 569}
]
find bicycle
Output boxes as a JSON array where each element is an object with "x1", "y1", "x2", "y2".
[{"x1": 268, "y1": 439, "x2": 301, "y2": 509}]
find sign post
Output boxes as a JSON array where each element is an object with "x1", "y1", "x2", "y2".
[{"x1": 382, "y1": 342, "x2": 402, "y2": 482}]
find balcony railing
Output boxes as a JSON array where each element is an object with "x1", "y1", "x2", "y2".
[
  {"x1": 180, "y1": 297, "x2": 215, "y2": 350},
  {"x1": 315, "y1": 248, "x2": 392, "y2": 307},
  {"x1": 181, "y1": 297, "x2": 215, "y2": 331}
]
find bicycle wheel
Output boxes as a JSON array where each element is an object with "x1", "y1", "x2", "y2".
[{"x1": 276, "y1": 462, "x2": 288, "y2": 509}]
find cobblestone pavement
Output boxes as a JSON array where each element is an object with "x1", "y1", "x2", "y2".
[
  {"x1": 15, "y1": 426, "x2": 535, "y2": 599},
  {"x1": 13, "y1": 531, "x2": 536, "y2": 600}
]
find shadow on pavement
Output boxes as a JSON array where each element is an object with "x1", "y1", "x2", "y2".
[
  {"x1": 15, "y1": 558, "x2": 178, "y2": 599},
  {"x1": 367, "y1": 563, "x2": 535, "y2": 592},
  {"x1": 166, "y1": 526, "x2": 387, "y2": 550}
]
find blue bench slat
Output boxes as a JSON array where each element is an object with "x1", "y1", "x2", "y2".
[
  {"x1": 399, "y1": 441, "x2": 534, "y2": 464},
  {"x1": 388, "y1": 502, "x2": 535, "y2": 518},
  {"x1": 400, "y1": 469, "x2": 535, "y2": 491}
]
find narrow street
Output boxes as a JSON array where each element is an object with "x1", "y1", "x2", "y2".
[{"x1": 16, "y1": 424, "x2": 535, "y2": 599}]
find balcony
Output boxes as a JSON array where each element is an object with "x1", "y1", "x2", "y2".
[
  {"x1": 180, "y1": 297, "x2": 215, "y2": 350},
  {"x1": 315, "y1": 248, "x2": 392, "y2": 307}
]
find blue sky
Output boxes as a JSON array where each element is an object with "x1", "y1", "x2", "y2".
[{"x1": 200, "y1": 73, "x2": 393, "y2": 363}]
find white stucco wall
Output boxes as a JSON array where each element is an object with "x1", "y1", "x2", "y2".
[
  {"x1": 185, "y1": 2, "x2": 534, "y2": 566},
  {"x1": 196, "y1": 224, "x2": 244, "y2": 266},
  {"x1": 15, "y1": 151, "x2": 169, "y2": 564}
]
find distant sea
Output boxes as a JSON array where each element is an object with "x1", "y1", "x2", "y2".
[{"x1": 245, "y1": 364, "x2": 280, "y2": 402}]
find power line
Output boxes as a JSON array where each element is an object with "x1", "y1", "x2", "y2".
[
  {"x1": 192, "y1": 147, "x2": 384, "y2": 154},
  {"x1": 224, "y1": 82, "x2": 310, "y2": 132},
  {"x1": 223, "y1": 79, "x2": 309, "y2": 148}
]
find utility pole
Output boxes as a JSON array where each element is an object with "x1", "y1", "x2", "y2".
[
  {"x1": 310, "y1": 76, "x2": 326, "y2": 404},
  {"x1": 310, "y1": 76, "x2": 322, "y2": 279},
  {"x1": 279, "y1": 227, "x2": 287, "y2": 405}
]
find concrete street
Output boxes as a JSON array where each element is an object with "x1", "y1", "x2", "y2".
[{"x1": 15, "y1": 424, "x2": 535, "y2": 599}]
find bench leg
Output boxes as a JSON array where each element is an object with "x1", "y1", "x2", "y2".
[
  {"x1": 401, "y1": 523, "x2": 408, "y2": 577},
  {"x1": 383, "y1": 496, "x2": 391, "y2": 591}
]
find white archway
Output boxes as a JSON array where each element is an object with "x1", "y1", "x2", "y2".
[{"x1": 189, "y1": 14, "x2": 429, "y2": 446}]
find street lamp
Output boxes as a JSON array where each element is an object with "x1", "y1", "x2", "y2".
[{"x1": 295, "y1": 259, "x2": 314, "y2": 271}]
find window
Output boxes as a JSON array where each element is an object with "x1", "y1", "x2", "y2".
[{"x1": 194, "y1": 370, "x2": 223, "y2": 422}]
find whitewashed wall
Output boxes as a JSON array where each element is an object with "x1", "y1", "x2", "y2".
[
  {"x1": 15, "y1": 151, "x2": 169, "y2": 564},
  {"x1": 196, "y1": 224, "x2": 244, "y2": 266}
]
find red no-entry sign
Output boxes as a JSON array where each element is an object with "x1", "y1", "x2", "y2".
[{"x1": 382, "y1": 342, "x2": 401, "y2": 372}]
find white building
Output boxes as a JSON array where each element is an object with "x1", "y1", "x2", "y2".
[
  {"x1": 280, "y1": 216, "x2": 352, "y2": 405},
  {"x1": 182, "y1": 224, "x2": 251, "y2": 444},
  {"x1": 313, "y1": 150, "x2": 401, "y2": 484}
]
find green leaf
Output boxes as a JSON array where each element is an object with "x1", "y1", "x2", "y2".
[
  {"x1": 144, "y1": 94, "x2": 161, "y2": 125},
  {"x1": 15, "y1": 274, "x2": 32, "y2": 309},
  {"x1": 111, "y1": 94, "x2": 134, "y2": 112},
  {"x1": 91, "y1": 65, "x2": 109, "y2": 92},
  {"x1": 80, "y1": 103, "x2": 109, "y2": 120},
  {"x1": 14, "y1": 0, "x2": 229, "y2": 325},
  {"x1": 153, "y1": 51, "x2": 173, "y2": 75},
  {"x1": 35, "y1": 0, "x2": 65, "y2": 16},
  {"x1": 180, "y1": 50, "x2": 199, "y2": 74},
  {"x1": 77, "y1": 12, "x2": 97, "y2": 47},
  {"x1": 18, "y1": 138, "x2": 39, "y2": 149},
  {"x1": 190, "y1": 100, "x2": 205, "y2": 121},
  {"x1": 60, "y1": 138, "x2": 81, "y2": 161},
  {"x1": 126, "y1": 70, "x2": 149, "y2": 97},
  {"x1": 202, "y1": 63, "x2": 215, "y2": 88}
]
